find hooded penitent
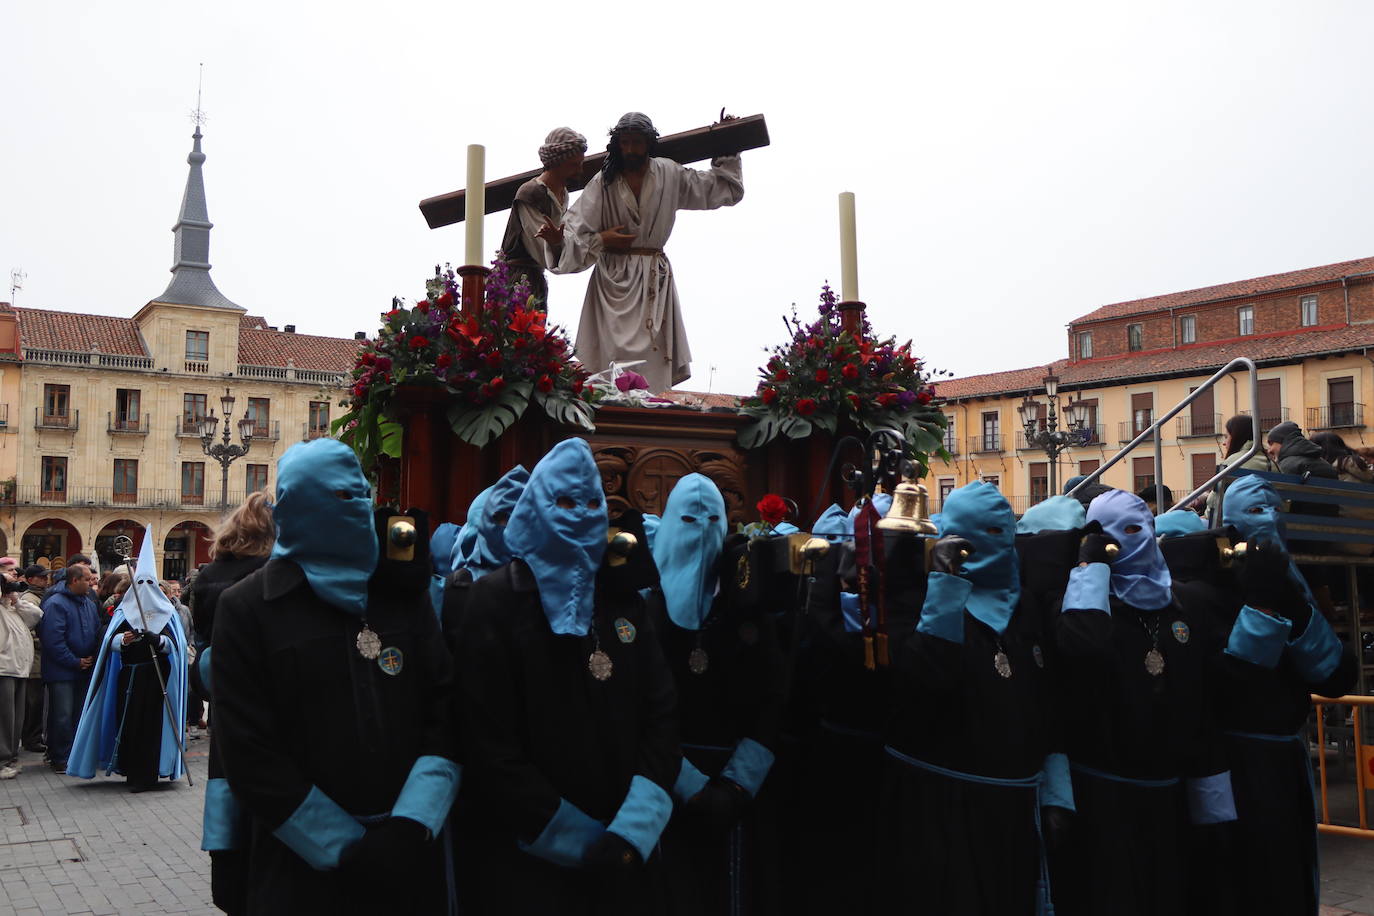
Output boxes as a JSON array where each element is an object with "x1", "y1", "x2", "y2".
[
  {"x1": 813, "y1": 503, "x2": 854, "y2": 543},
  {"x1": 937, "y1": 481, "x2": 1021, "y2": 633},
  {"x1": 652, "y1": 474, "x2": 728, "y2": 630},
  {"x1": 1016, "y1": 495, "x2": 1086, "y2": 535},
  {"x1": 1221, "y1": 474, "x2": 1316, "y2": 603},
  {"x1": 1154, "y1": 509, "x2": 1207, "y2": 539},
  {"x1": 430, "y1": 524, "x2": 459, "y2": 576},
  {"x1": 452, "y1": 465, "x2": 530, "y2": 579},
  {"x1": 269, "y1": 439, "x2": 378, "y2": 615},
  {"x1": 505, "y1": 439, "x2": 608, "y2": 636},
  {"x1": 1087, "y1": 489, "x2": 1172, "y2": 609}
]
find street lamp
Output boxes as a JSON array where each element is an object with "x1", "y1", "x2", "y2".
[
  {"x1": 1019, "y1": 374, "x2": 1093, "y2": 499},
  {"x1": 200, "y1": 387, "x2": 254, "y2": 510}
]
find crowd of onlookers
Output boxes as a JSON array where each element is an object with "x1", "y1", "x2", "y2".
[{"x1": 0, "y1": 553, "x2": 202, "y2": 780}]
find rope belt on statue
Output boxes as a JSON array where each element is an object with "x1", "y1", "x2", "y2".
[
  {"x1": 1069, "y1": 761, "x2": 1181, "y2": 789},
  {"x1": 885, "y1": 746, "x2": 1054, "y2": 915},
  {"x1": 624, "y1": 247, "x2": 664, "y2": 256}
]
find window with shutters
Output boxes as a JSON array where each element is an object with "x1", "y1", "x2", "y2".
[
  {"x1": 1132, "y1": 392, "x2": 1154, "y2": 436},
  {"x1": 1127, "y1": 324, "x2": 1143, "y2": 352},
  {"x1": 1132, "y1": 456, "x2": 1156, "y2": 493},
  {"x1": 1238, "y1": 305, "x2": 1255, "y2": 336},
  {"x1": 41, "y1": 456, "x2": 67, "y2": 501},
  {"x1": 1077, "y1": 331, "x2": 1093, "y2": 359},
  {"x1": 113, "y1": 459, "x2": 138, "y2": 504},
  {"x1": 981, "y1": 411, "x2": 1000, "y2": 451},
  {"x1": 982, "y1": 475, "x2": 1000, "y2": 490},
  {"x1": 181, "y1": 462, "x2": 205, "y2": 505},
  {"x1": 1256, "y1": 378, "x2": 1283, "y2": 429},
  {"x1": 246, "y1": 464, "x2": 269, "y2": 493},
  {"x1": 185, "y1": 330, "x2": 209, "y2": 361},
  {"x1": 1191, "y1": 453, "x2": 1217, "y2": 492},
  {"x1": 1179, "y1": 314, "x2": 1196, "y2": 345},
  {"x1": 1029, "y1": 462, "x2": 1049, "y2": 505},
  {"x1": 938, "y1": 478, "x2": 955, "y2": 508},
  {"x1": 1078, "y1": 459, "x2": 1100, "y2": 477},
  {"x1": 1328, "y1": 377, "x2": 1355, "y2": 427},
  {"x1": 1301, "y1": 295, "x2": 1318, "y2": 327},
  {"x1": 1185, "y1": 386, "x2": 1216, "y2": 437},
  {"x1": 943, "y1": 414, "x2": 957, "y2": 452}
]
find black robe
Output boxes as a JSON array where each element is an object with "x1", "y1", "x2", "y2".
[
  {"x1": 1052, "y1": 578, "x2": 1231, "y2": 916},
  {"x1": 455, "y1": 559, "x2": 680, "y2": 916},
  {"x1": 1163, "y1": 531, "x2": 1358, "y2": 916},
  {"x1": 110, "y1": 621, "x2": 175, "y2": 787},
  {"x1": 211, "y1": 559, "x2": 457, "y2": 915},
  {"x1": 645, "y1": 586, "x2": 786, "y2": 916}
]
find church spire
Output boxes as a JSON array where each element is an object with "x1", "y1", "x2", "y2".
[{"x1": 152, "y1": 121, "x2": 243, "y2": 310}]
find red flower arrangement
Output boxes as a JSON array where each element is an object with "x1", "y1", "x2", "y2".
[{"x1": 756, "y1": 493, "x2": 789, "y2": 526}]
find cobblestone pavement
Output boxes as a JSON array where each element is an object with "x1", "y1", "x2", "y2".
[{"x1": 2, "y1": 734, "x2": 1372, "y2": 915}]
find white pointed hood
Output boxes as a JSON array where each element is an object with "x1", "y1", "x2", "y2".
[{"x1": 116, "y1": 530, "x2": 177, "y2": 634}]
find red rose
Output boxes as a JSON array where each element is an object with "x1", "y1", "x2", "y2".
[
  {"x1": 757, "y1": 493, "x2": 789, "y2": 525},
  {"x1": 360, "y1": 352, "x2": 376, "y2": 366},
  {"x1": 831, "y1": 346, "x2": 846, "y2": 360},
  {"x1": 847, "y1": 394, "x2": 861, "y2": 411},
  {"x1": 760, "y1": 387, "x2": 778, "y2": 405},
  {"x1": 917, "y1": 389, "x2": 933, "y2": 405},
  {"x1": 796, "y1": 398, "x2": 817, "y2": 417},
  {"x1": 490, "y1": 376, "x2": 506, "y2": 392},
  {"x1": 436, "y1": 353, "x2": 452, "y2": 369},
  {"x1": 416, "y1": 300, "x2": 430, "y2": 313},
  {"x1": 435, "y1": 291, "x2": 454, "y2": 309},
  {"x1": 409, "y1": 335, "x2": 429, "y2": 350},
  {"x1": 842, "y1": 363, "x2": 859, "y2": 380},
  {"x1": 775, "y1": 368, "x2": 790, "y2": 382},
  {"x1": 537, "y1": 375, "x2": 554, "y2": 393},
  {"x1": 876, "y1": 392, "x2": 899, "y2": 408},
  {"x1": 815, "y1": 368, "x2": 830, "y2": 384},
  {"x1": 485, "y1": 350, "x2": 503, "y2": 368},
  {"x1": 573, "y1": 379, "x2": 584, "y2": 394}
]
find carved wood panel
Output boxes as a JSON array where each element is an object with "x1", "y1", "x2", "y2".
[{"x1": 593, "y1": 445, "x2": 748, "y2": 524}]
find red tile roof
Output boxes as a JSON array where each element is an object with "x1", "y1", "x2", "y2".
[
  {"x1": 16, "y1": 307, "x2": 147, "y2": 356},
  {"x1": 1071, "y1": 255, "x2": 1374, "y2": 325},
  {"x1": 240, "y1": 315, "x2": 270, "y2": 330},
  {"x1": 661, "y1": 390, "x2": 743, "y2": 409},
  {"x1": 237, "y1": 328, "x2": 362, "y2": 371},
  {"x1": 937, "y1": 325, "x2": 1374, "y2": 400}
]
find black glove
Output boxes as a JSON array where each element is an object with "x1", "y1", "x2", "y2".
[
  {"x1": 339, "y1": 816, "x2": 430, "y2": 875},
  {"x1": 685, "y1": 778, "x2": 751, "y2": 831},
  {"x1": 930, "y1": 536, "x2": 975, "y2": 576},
  {"x1": 1041, "y1": 805, "x2": 1074, "y2": 855},
  {"x1": 582, "y1": 830, "x2": 641, "y2": 870},
  {"x1": 1078, "y1": 523, "x2": 1119, "y2": 566},
  {"x1": 127, "y1": 631, "x2": 161, "y2": 656},
  {"x1": 1237, "y1": 540, "x2": 1303, "y2": 613}
]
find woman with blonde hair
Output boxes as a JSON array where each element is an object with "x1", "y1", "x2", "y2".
[{"x1": 190, "y1": 490, "x2": 275, "y2": 916}]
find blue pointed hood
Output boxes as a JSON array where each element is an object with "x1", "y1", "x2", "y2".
[
  {"x1": 642, "y1": 513, "x2": 661, "y2": 552},
  {"x1": 939, "y1": 481, "x2": 1020, "y2": 634},
  {"x1": 453, "y1": 465, "x2": 530, "y2": 579},
  {"x1": 1087, "y1": 489, "x2": 1172, "y2": 609},
  {"x1": 652, "y1": 474, "x2": 727, "y2": 630},
  {"x1": 506, "y1": 440, "x2": 607, "y2": 636},
  {"x1": 1154, "y1": 509, "x2": 1206, "y2": 539},
  {"x1": 270, "y1": 439, "x2": 377, "y2": 615},
  {"x1": 813, "y1": 503, "x2": 854, "y2": 543},
  {"x1": 1222, "y1": 476, "x2": 1315, "y2": 605},
  {"x1": 119, "y1": 530, "x2": 178, "y2": 635},
  {"x1": 430, "y1": 523, "x2": 459, "y2": 575},
  {"x1": 1016, "y1": 495, "x2": 1086, "y2": 534}
]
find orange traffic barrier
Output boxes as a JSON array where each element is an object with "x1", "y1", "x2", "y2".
[{"x1": 1311, "y1": 695, "x2": 1374, "y2": 838}]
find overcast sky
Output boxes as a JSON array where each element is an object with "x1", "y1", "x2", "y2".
[{"x1": 4, "y1": 1, "x2": 1373, "y2": 396}]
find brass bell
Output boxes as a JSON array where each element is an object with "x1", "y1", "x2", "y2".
[
  {"x1": 1220, "y1": 540, "x2": 1247, "y2": 567},
  {"x1": 387, "y1": 516, "x2": 417, "y2": 562},
  {"x1": 877, "y1": 479, "x2": 939, "y2": 536},
  {"x1": 606, "y1": 528, "x2": 638, "y2": 567}
]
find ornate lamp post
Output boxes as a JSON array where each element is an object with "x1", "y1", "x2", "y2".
[
  {"x1": 1017, "y1": 374, "x2": 1093, "y2": 498},
  {"x1": 199, "y1": 387, "x2": 255, "y2": 509}
]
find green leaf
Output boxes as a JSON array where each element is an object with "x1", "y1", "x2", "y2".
[
  {"x1": 810, "y1": 411, "x2": 837, "y2": 434},
  {"x1": 539, "y1": 391, "x2": 596, "y2": 431},
  {"x1": 447, "y1": 381, "x2": 532, "y2": 448},
  {"x1": 781, "y1": 415, "x2": 814, "y2": 439},
  {"x1": 738, "y1": 412, "x2": 783, "y2": 449},
  {"x1": 378, "y1": 418, "x2": 404, "y2": 458}
]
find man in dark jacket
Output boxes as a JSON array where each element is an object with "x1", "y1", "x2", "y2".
[
  {"x1": 37, "y1": 564, "x2": 101, "y2": 773},
  {"x1": 1266, "y1": 422, "x2": 1338, "y2": 479}
]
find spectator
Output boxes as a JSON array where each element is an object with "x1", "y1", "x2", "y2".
[
  {"x1": 43, "y1": 554, "x2": 91, "y2": 603},
  {"x1": 0, "y1": 561, "x2": 37, "y2": 779},
  {"x1": 17, "y1": 566, "x2": 47, "y2": 754},
  {"x1": 1136, "y1": 483, "x2": 1174, "y2": 515},
  {"x1": 1311, "y1": 431, "x2": 1374, "y2": 484},
  {"x1": 37, "y1": 564, "x2": 101, "y2": 774},
  {"x1": 1266, "y1": 421, "x2": 1338, "y2": 479},
  {"x1": 1205, "y1": 415, "x2": 1279, "y2": 521}
]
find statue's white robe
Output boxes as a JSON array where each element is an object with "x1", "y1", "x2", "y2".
[{"x1": 560, "y1": 155, "x2": 743, "y2": 393}]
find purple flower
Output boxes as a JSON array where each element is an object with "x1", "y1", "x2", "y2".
[
  {"x1": 615, "y1": 371, "x2": 649, "y2": 392},
  {"x1": 896, "y1": 390, "x2": 918, "y2": 409}
]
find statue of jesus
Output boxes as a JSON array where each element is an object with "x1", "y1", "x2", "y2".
[{"x1": 559, "y1": 112, "x2": 744, "y2": 393}]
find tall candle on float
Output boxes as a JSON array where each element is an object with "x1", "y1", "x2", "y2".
[
  {"x1": 464, "y1": 144, "x2": 486, "y2": 267},
  {"x1": 838, "y1": 191, "x2": 859, "y2": 302}
]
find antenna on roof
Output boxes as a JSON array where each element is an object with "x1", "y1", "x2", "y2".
[
  {"x1": 9, "y1": 268, "x2": 24, "y2": 308},
  {"x1": 190, "y1": 63, "x2": 207, "y2": 129}
]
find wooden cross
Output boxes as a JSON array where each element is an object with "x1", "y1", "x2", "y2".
[{"x1": 418, "y1": 114, "x2": 770, "y2": 229}]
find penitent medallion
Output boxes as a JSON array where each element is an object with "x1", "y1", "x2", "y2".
[
  {"x1": 356, "y1": 624, "x2": 381, "y2": 660},
  {"x1": 588, "y1": 649, "x2": 614, "y2": 682},
  {"x1": 993, "y1": 650, "x2": 1013, "y2": 679},
  {"x1": 1144, "y1": 647, "x2": 1165, "y2": 676},
  {"x1": 688, "y1": 648, "x2": 710, "y2": 675}
]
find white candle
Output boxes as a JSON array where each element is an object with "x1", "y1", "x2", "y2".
[
  {"x1": 838, "y1": 191, "x2": 859, "y2": 302},
  {"x1": 464, "y1": 144, "x2": 486, "y2": 267}
]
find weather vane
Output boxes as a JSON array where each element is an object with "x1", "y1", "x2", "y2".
[{"x1": 190, "y1": 62, "x2": 207, "y2": 129}]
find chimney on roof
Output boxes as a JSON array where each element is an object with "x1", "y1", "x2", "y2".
[
  {"x1": 354, "y1": 331, "x2": 366, "y2": 340},
  {"x1": 284, "y1": 324, "x2": 296, "y2": 333}
]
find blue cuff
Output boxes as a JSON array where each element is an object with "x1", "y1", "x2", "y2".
[
  {"x1": 273, "y1": 785, "x2": 366, "y2": 870},
  {"x1": 1186, "y1": 771, "x2": 1238, "y2": 825},
  {"x1": 840, "y1": 592, "x2": 863, "y2": 633},
  {"x1": 519, "y1": 798, "x2": 604, "y2": 868},
  {"x1": 1288, "y1": 608, "x2": 1343, "y2": 682},
  {"x1": 721, "y1": 738, "x2": 776, "y2": 798},
  {"x1": 606, "y1": 775, "x2": 673, "y2": 862},
  {"x1": 390, "y1": 755, "x2": 462, "y2": 837},
  {"x1": 1039, "y1": 753, "x2": 1075, "y2": 813},
  {"x1": 201, "y1": 778, "x2": 246, "y2": 852},
  {"x1": 197, "y1": 646, "x2": 213, "y2": 697},
  {"x1": 1225, "y1": 606, "x2": 1292, "y2": 669},
  {"x1": 916, "y1": 572, "x2": 972, "y2": 644},
  {"x1": 1062, "y1": 563, "x2": 1111, "y2": 614},
  {"x1": 673, "y1": 757, "x2": 710, "y2": 803}
]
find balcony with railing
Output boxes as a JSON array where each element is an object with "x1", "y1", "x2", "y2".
[
  {"x1": 238, "y1": 364, "x2": 348, "y2": 386},
  {"x1": 1070, "y1": 424, "x2": 1106, "y2": 447},
  {"x1": 0, "y1": 404, "x2": 10, "y2": 428},
  {"x1": 1118, "y1": 420, "x2": 1155, "y2": 444},
  {"x1": 1308, "y1": 404, "x2": 1365, "y2": 430},
  {"x1": 942, "y1": 437, "x2": 960, "y2": 457},
  {"x1": 35, "y1": 408, "x2": 79, "y2": 431},
  {"x1": 23, "y1": 348, "x2": 154, "y2": 370},
  {"x1": 969, "y1": 434, "x2": 1003, "y2": 454},
  {"x1": 185, "y1": 360, "x2": 210, "y2": 374},
  {"x1": 1177, "y1": 413, "x2": 1222, "y2": 439},
  {"x1": 14, "y1": 485, "x2": 252, "y2": 511},
  {"x1": 303, "y1": 423, "x2": 331, "y2": 441},
  {"x1": 176, "y1": 416, "x2": 207, "y2": 437},
  {"x1": 1238, "y1": 407, "x2": 1290, "y2": 431},
  {"x1": 108, "y1": 412, "x2": 151, "y2": 435},
  {"x1": 249, "y1": 419, "x2": 282, "y2": 441}
]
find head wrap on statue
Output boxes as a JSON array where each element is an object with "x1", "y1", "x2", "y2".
[
  {"x1": 652, "y1": 474, "x2": 728, "y2": 630},
  {"x1": 1087, "y1": 489, "x2": 1172, "y2": 609},
  {"x1": 604, "y1": 112, "x2": 660, "y2": 184},
  {"x1": 539, "y1": 127, "x2": 588, "y2": 167},
  {"x1": 1017, "y1": 495, "x2": 1086, "y2": 535},
  {"x1": 1154, "y1": 509, "x2": 1207, "y2": 539},
  {"x1": 938, "y1": 481, "x2": 1021, "y2": 634},
  {"x1": 270, "y1": 439, "x2": 378, "y2": 615},
  {"x1": 453, "y1": 465, "x2": 530, "y2": 579},
  {"x1": 506, "y1": 439, "x2": 608, "y2": 636},
  {"x1": 813, "y1": 504, "x2": 854, "y2": 543}
]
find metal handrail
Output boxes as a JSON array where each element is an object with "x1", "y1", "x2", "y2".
[{"x1": 1068, "y1": 357, "x2": 1260, "y2": 512}]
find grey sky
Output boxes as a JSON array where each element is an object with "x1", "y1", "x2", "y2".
[{"x1": 4, "y1": 1, "x2": 1372, "y2": 397}]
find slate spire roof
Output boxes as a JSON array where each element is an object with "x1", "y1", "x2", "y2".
[{"x1": 152, "y1": 125, "x2": 243, "y2": 311}]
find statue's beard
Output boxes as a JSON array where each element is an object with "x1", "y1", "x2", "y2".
[{"x1": 621, "y1": 153, "x2": 647, "y2": 173}]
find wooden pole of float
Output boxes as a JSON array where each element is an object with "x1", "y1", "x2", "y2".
[{"x1": 837, "y1": 191, "x2": 865, "y2": 337}]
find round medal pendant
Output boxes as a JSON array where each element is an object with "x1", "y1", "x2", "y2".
[
  {"x1": 588, "y1": 649, "x2": 614, "y2": 682},
  {"x1": 688, "y1": 647, "x2": 710, "y2": 675},
  {"x1": 1144, "y1": 647, "x2": 1165, "y2": 676},
  {"x1": 356, "y1": 625, "x2": 381, "y2": 660},
  {"x1": 993, "y1": 650, "x2": 1013, "y2": 679}
]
